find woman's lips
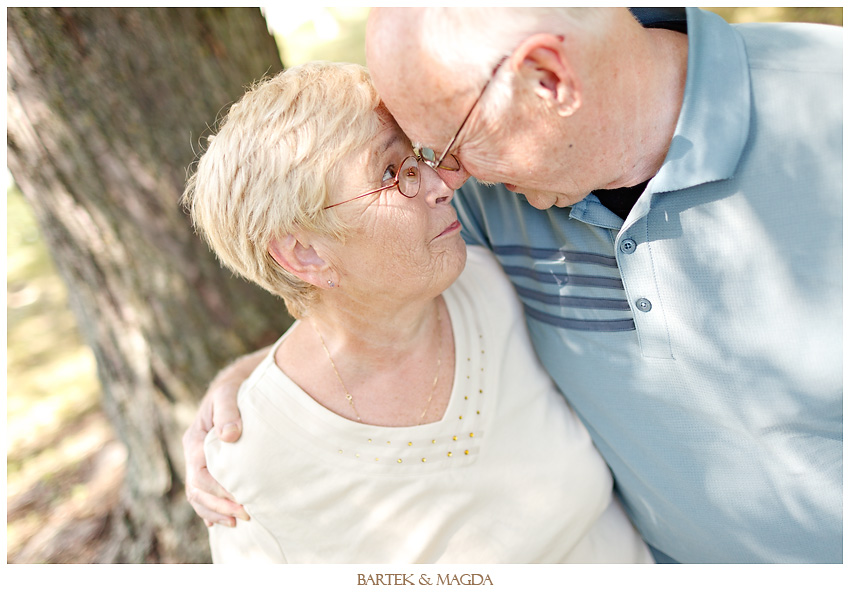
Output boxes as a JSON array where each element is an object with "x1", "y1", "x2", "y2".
[{"x1": 434, "y1": 220, "x2": 461, "y2": 239}]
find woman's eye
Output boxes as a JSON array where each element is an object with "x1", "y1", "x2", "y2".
[
  {"x1": 402, "y1": 165, "x2": 419, "y2": 180},
  {"x1": 382, "y1": 164, "x2": 397, "y2": 183}
]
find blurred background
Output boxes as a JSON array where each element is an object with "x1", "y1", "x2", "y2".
[{"x1": 6, "y1": 7, "x2": 843, "y2": 563}]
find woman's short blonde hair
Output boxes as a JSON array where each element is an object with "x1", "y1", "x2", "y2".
[{"x1": 182, "y1": 62, "x2": 382, "y2": 318}]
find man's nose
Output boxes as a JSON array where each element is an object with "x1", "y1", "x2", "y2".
[{"x1": 436, "y1": 162, "x2": 471, "y2": 190}]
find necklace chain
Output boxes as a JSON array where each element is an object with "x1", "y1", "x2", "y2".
[{"x1": 311, "y1": 304, "x2": 444, "y2": 424}]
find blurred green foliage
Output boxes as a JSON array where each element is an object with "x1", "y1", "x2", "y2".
[
  {"x1": 707, "y1": 7, "x2": 842, "y2": 26},
  {"x1": 6, "y1": 185, "x2": 101, "y2": 458},
  {"x1": 7, "y1": 184, "x2": 109, "y2": 562},
  {"x1": 271, "y1": 7, "x2": 369, "y2": 66},
  {"x1": 266, "y1": 7, "x2": 843, "y2": 69}
]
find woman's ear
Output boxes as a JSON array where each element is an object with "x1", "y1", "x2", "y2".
[
  {"x1": 511, "y1": 33, "x2": 581, "y2": 117},
  {"x1": 269, "y1": 234, "x2": 336, "y2": 288}
]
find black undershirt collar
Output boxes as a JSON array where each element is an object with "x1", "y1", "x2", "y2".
[
  {"x1": 591, "y1": 8, "x2": 687, "y2": 220},
  {"x1": 592, "y1": 180, "x2": 650, "y2": 221}
]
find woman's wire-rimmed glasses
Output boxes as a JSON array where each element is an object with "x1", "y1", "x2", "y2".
[
  {"x1": 323, "y1": 147, "x2": 464, "y2": 210},
  {"x1": 324, "y1": 155, "x2": 424, "y2": 210},
  {"x1": 328, "y1": 50, "x2": 512, "y2": 209}
]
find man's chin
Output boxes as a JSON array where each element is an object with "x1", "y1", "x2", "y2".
[
  {"x1": 553, "y1": 194, "x2": 582, "y2": 208},
  {"x1": 501, "y1": 183, "x2": 582, "y2": 210},
  {"x1": 517, "y1": 189, "x2": 572, "y2": 210}
]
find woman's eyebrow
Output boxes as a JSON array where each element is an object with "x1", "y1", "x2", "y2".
[
  {"x1": 364, "y1": 131, "x2": 404, "y2": 172},
  {"x1": 377, "y1": 131, "x2": 403, "y2": 157}
]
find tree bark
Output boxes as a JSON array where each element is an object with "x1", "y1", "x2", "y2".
[{"x1": 7, "y1": 7, "x2": 291, "y2": 563}]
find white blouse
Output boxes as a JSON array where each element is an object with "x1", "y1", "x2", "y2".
[{"x1": 206, "y1": 246, "x2": 652, "y2": 563}]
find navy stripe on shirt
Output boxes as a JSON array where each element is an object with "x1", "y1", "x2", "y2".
[
  {"x1": 524, "y1": 303, "x2": 637, "y2": 332},
  {"x1": 514, "y1": 285, "x2": 631, "y2": 311},
  {"x1": 493, "y1": 245, "x2": 619, "y2": 268},
  {"x1": 491, "y1": 245, "x2": 635, "y2": 331}
]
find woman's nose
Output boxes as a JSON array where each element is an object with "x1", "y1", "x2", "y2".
[{"x1": 420, "y1": 160, "x2": 457, "y2": 204}]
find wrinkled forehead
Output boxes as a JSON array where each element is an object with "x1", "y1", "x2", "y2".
[
  {"x1": 368, "y1": 15, "x2": 465, "y2": 150},
  {"x1": 375, "y1": 70, "x2": 469, "y2": 154}
]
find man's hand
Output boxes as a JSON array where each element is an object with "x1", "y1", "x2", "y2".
[{"x1": 182, "y1": 346, "x2": 271, "y2": 526}]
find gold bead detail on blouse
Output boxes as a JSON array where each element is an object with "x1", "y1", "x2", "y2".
[
  {"x1": 465, "y1": 450, "x2": 469, "y2": 455},
  {"x1": 408, "y1": 442, "x2": 413, "y2": 446},
  {"x1": 422, "y1": 457, "x2": 427, "y2": 463},
  {"x1": 447, "y1": 451, "x2": 453, "y2": 457},
  {"x1": 452, "y1": 435, "x2": 457, "y2": 441},
  {"x1": 469, "y1": 432, "x2": 475, "y2": 438},
  {"x1": 397, "y1": 459, "x2": 403, "y2": 464}
]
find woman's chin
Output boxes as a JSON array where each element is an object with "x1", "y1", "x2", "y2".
[{"x1": 435, "y1": 240, "x2": 468, "y2": 294}]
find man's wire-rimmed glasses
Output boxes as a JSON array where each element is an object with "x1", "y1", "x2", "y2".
[
  {"x1": 430, "y1": 55, "x2": 509, "y2": 170},
  {"x1": 415, "y1": 147, "x2": 460, "y2": 172},
  {"x1": 326, "y1": 53, "x2": 509, "y2": 209}
]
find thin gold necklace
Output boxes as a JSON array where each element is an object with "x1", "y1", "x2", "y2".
[{"x1": 311, "y1": 304, "x2": 444, "y2": 424}]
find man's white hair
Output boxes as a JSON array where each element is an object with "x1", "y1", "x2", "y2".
[{"x1": 420, "y1": 8, "x2": 613, "y2": 125}]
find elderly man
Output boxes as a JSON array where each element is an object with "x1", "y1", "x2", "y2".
[{"x1": 184, "y1": 8, "x2": 841, "y2": 563}]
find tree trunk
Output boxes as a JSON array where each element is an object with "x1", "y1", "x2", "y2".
[{"x1": 7, "y1": 7, "x2": 291, "y2": 563}]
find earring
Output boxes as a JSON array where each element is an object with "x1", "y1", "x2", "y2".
[{"x1": 327, "y1": 280, "x2": 335, "y2": 288}]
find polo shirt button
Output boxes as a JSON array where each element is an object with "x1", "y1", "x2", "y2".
[
  {"x1": 635, "y1": 298, "x2": 652, "y2": 312},
  {"x1": 619, "y1": 238, "x2": 637, "y2": 254}
]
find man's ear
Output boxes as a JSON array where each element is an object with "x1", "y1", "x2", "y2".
[
  {"x1": 511, "y1": 33, "x2": 581, "y2": 117},
  {"x1": 268, "y1": 234, "x2": 336, "y2": 288}
]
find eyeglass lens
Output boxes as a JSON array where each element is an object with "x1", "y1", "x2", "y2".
[
  {"x1": 417, "y1": 147, "x2": 461, "y2": 172},
  {"x1": 397, "y1": 155, "x2": 421, "y2": 198}
]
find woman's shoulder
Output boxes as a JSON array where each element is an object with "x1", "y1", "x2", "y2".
[
  {"x1": 203, "y1": 338, "x2": 293, "y2": 492},
  {"x1": 457, "y1": 245, "x2": 508, "y2": 287},
  {"x1": 449, "y1": 245, "x2": 521, "y2": 316}
]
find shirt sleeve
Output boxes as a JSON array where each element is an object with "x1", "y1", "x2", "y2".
[
  {"x1": 208, "y1": 516, "x2": 288, "y2": 563},
  {"x1": 455, "y1": 180, "x2": 491, "y2": 248}
]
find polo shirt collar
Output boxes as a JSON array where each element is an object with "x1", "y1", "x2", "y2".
[
  {"x1": 570, "y1": 8, "x2": 751, "y2": 229},
  {"x1": 649, "y1": 7, "x2": 751, "y2": 195}
]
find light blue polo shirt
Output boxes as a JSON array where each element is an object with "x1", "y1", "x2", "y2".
[{"x1": 454, "y1": 7, "x2": 842, "y2": 563}]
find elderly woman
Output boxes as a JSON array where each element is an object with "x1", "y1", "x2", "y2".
[{"x1": 182, "y1": 62, "x2": 651, "y2": 563}]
